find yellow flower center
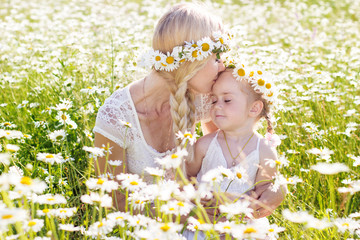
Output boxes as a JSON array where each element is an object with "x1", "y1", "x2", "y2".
[
  {"x1": 177, "y1": 202, "x2": 185, "y2": 207},
  {"x1": 249, "y1": 71, "x2": 254, "y2": 77},
  {"x1": 160, "y1": 223, "x2": 171, "y2": 232},
  {"x1": 61, "y1": 114, "x2": 67, "y2": 120},
  {"x1": 219, "y1": 38, "x2": 224, "y2": 44},
  {"x1": 155, "y1": 55, "x2": 161, "y2": 61},
  {"x1": 267, "y1": 92, "x2": 274, "y2": 97},
  {"x1": 87, "y1": 86, "x2": 92, "y2": 89},
  {"x1": 223, "y1": 226, "x2": 231, "y2": 230},
  {"x1": 244, "y1": 227, "x2": 257, "y2": 233},
  {"x1": 169, "y1": 207, "x2": 175, "y2": 211},
  {"x1": 130, "y1": 181, "x2": 138, "y2": 185},
  {"x1": 236, "y1": 173, "x2": 242, "y2": 179},
  {"x1": 265, "y1": 83, "x2": 272, "y2": 89},
  {"x1": 97, "y1": 178, "x2": 105, "y2": 185},
  {"x1": 184, "y1": 133, "x2": 193, "y2": 138},
  {"x1": 342, "y1": 223, "x2": 349, "y2": 227},
  {"x1": 46, "y1": 154, "x2": 54, "y2": 158},
  {"x1": 24, "y1": 134, "x2": 29, "y2": 138},
  {"x1": 275, "y1": 160, "x2": 282, "y2": 165},
  {"x1": 4, "y1": 122, "x2": 11, "y2": 126},
  {"x1": 191, "y1": 44, "x2": 198, "y2": 48},
  {"x1": 257, "y1": 70, "x2": 262, "y2": 75},
  {"x1": 20, "y1": 176, "x2": 33, "y2": 185},
  {"x1": 28, "y1": 221, "x2": 37, "y2": 227},
  {"x1": 161, "y1": 63, "x2": 167, "y2": 67},
  {"x1": 192, "y1": 50, "x2": 198, "y2": 58},
  {"x1": 202, "y1": 43, "x2": 210, "y2": 51},
  {"x1": 257, "y1": 79, "x2": 265, "y2": 86},
  {"x1": 116, "y1": 216, "x2": 123, "y2": 220},
  {"x1": 98, "y1": 222, "x2": 103, "y2": 228},
  {"x1": 166, "y1": 56, "x2": 174, "y2": 64},
  {"x1": 238, "y1": 68, "x2": 245, "y2": 77},
  {"x1": 43, "y1": 209, "x2": 50, "y2": 213},
  {"x1": 171, "y1": 154, "x2": 178, "y2": 159},
  {"x1": 2, "y1": 214, "x2": 13, "y2": 219},
  {"x1": 269, "y1": 228, "x2": 274, "y2": 232},
  {"x1": 6, "y1": 132, "x2": 10, "y2": 135},
  {"x1": 60, "y1": 210, "x2": 67, "y2": 213},
  {"x1": 47, "y1": 198, "x2": 55, "y2": 201},
  {"x1": 180, "y1": 59, "x2": 186, "y2": 63}
]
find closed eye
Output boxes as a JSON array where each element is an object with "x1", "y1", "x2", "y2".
[{"x1": 224, "y1": 99, "x2": 231, "y2": 103}]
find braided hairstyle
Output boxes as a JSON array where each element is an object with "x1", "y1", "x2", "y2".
[{"x1": 152, "y1": 3, "x2": 224, "y2": 168}]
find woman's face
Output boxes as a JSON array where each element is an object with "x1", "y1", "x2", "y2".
[{"x1": 188, "y1": 54, "x2": 225, "y2": 94}]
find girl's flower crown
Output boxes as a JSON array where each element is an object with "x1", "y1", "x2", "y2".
[
  {"x1": 226, "y1": 60, "x2": 277, "y2": 104},
  {"x1": 139, "y1": 32, "x2": 231, "y2": 72}
]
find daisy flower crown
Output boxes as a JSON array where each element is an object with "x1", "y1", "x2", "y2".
[
  {"x1": 226, "y1": 60, "x2": 277, "y2": 104},
  {"x1": 139, "y1": 32, "x2": 231, "y2": 72}
]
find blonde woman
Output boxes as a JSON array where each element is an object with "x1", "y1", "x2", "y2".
[{"x1": 94, "y1": 3, "x2": 225, "y2": 211}]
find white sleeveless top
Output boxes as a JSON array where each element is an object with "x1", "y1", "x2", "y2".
[
  {"x1": 197, "y1": 131, "x2": 261, "y2": 194},
  {"x1": 93, "y1": 84, "x2": 212, "y2": 183}
]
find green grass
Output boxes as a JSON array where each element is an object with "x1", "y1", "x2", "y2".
[{"x1": 0, "y1": 0, "x2": 359, "y2": 239}]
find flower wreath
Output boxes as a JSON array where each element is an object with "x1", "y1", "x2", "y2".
[
  {"x1": 225, "y1": 60, "x2": 277, "y2": 104},
  {"x1": 139, "y1": 31, "x2": 231, "y2": 72}
]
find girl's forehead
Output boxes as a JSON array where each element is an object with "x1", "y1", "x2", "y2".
[{"x1": 213, "y1": 73, "x2": 240, "y2": 93}]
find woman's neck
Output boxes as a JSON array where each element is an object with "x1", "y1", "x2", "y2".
[{"x1": 134, "y1": 71, "x2": 171, "y2": 118}]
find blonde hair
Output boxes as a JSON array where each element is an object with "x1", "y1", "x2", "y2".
[
  {"x1": 225, "y1": 68, "x2": 274, "y2": 134},
  {"x1": 153, "y1": 3, "x2": 223, "y2": 163}
]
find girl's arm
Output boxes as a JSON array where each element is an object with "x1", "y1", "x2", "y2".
[
  {"x1": 186, "y1": 132, "x2": 215, "y2": 178},
  {"x1": 250, "y1": 140, "x2": 286, "y2": 218}
]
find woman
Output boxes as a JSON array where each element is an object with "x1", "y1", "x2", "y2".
[{"x1": 93, "y1": 3, "x2": 283, "y2": 217}]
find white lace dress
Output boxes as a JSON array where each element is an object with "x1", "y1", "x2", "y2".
[{"x1": 93, "y1": 84, "x2": 212, "y2": 183}]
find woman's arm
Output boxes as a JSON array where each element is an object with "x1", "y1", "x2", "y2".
[
  {"x1": 250, "y1": 141, "x2": 286, "y2": 218},
  {"x1": 94, "y1": 132, "x2": 128, "y2": 211}
]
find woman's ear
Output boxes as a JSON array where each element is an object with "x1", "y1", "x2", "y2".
[{"x1": 249, "y1": 100, "x2": 263, "y2": 118}]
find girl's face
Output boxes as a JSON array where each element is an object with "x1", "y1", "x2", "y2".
[
  {"x1": 188, "y1": 54, "x2": 225, "y2": 94},
  {"x1": 210, "y1": 71, "x2": 251, "y2": 131}
]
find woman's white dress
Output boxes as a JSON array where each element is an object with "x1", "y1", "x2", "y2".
[{"x1": 93, "y1": 84, "x2": 211, "y2": 183}]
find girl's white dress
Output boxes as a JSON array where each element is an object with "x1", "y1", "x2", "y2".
[
  {"x1": 93, "y1": 84, "x2": 211, "y2": 183},
  {"x1": 183, "y1": 131, "x2": 264, "y2": 240}
]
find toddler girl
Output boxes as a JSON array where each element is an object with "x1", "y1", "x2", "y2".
[{"x1": 185, "y1": 62, "x2": 283, "y2": 239}]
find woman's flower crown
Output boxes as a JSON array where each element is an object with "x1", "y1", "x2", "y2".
[
  {"x1": 139, "y1": 32, "x2": 231, "y2": 72},
  {"x1": 226, "y1": 60, "x2": 277, "y2": 104}
]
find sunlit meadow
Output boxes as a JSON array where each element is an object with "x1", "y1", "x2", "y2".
[{"x1": 0, "y1": 0, "x2": 359, "y2": 239}]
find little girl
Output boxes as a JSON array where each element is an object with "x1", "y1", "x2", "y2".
[{"x1": 184, "y1": 62, "x2": 283, "y2": 238}]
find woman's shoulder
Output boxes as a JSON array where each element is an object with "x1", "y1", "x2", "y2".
[{"x1": 102, "y1": 85, "x2": 131, "y2": 107}]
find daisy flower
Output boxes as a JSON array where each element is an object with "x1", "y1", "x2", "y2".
[
  {"x1": 33, "y1": 194, "x2": 67, "y2": 205},
  {"x1": 24, "y1": 219, "x2": 44, "y2": 232},
  {"x1": 176, "y1": 130, "x2": 198, "y2": 146},
  {"x1": 0, "y1": 208, "x2": 28, "y2": 225},
  {"x1": 232, "y1": 63, "x2": 247, "y2": 81},
  {"x1": 5, "y1": 144, "x2": 20, "y2": 152},
  {"x1": 197, "y1": 37, "x2": 214, "y2": 58},
  {"x1": 51, "y1": 208, "x2": 77, "y2": 218},
  {"x1": 161, "y1": 51, "x2": 180, "y2": 72},
  {"x1": 117, "y1": 174, "x2": 145, "y2": 192},
  {"x1": 85, "y1": 220, "x2": 115, "y2": 237},
  {"x1": 81, "y1": 192, "x2": 112, "y2": 207},
  {"x1": 59, "y1": 224, "x2": 81, "y2": 232},
  {"x1": 86, "y1": 177, "x2": 119, "y2": 193},
  {"x1": 82, "y1": 146, "x2": 105, "y2": 157},
  {"x1": 36, "y1": 153, "x2": 64, "y2": 164},
  {"x1": 144, "y1": 167, "x2": 165, "y2": 177},
  {"x1": 160, "y1": 200, "x2": 193, "y2": 216},
  {"x1": 119, "y1": 120, "x2": 132, "y2": 128},
  {"x1": 186, "y1": 217, "x2": 212, "y2": 232},
  {"x1": 55, "y1": 111, "x2": 72, "y2": 125},
  {"x1": 155, "y1": 147, "x2": 188, "y2": 170},
  {"x1": 219, "y1": 199, "x2": 253, "y2": 219},
  {"x1": 108, "y1": 160, "x2": 122, "y2": 167},
  {"x1": 150, "y1": 50, "x2": 167, "y2": 70},
  {"x1": 48, "y1": 130, "x2": 67, "y2": 142},
  {"x1": 0, "y1": 153, "x2": 11, "y2": 165},
  {"x1": 11, "y1": 175, "x2": 47, "y2": 194},
  {"x1": 232, "y1": 165, "x2": 248, "y2": 184},
  {"x1": 310, "y1": 162, "x2": 350, "y2": 175}
]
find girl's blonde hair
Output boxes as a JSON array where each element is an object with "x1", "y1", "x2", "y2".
[
  {"x1": 153, "y1": 3, "x2": 223, "y2": 163},
  {"x1": 225, "y1": 69, "x2": 274, "y2": 134}
]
